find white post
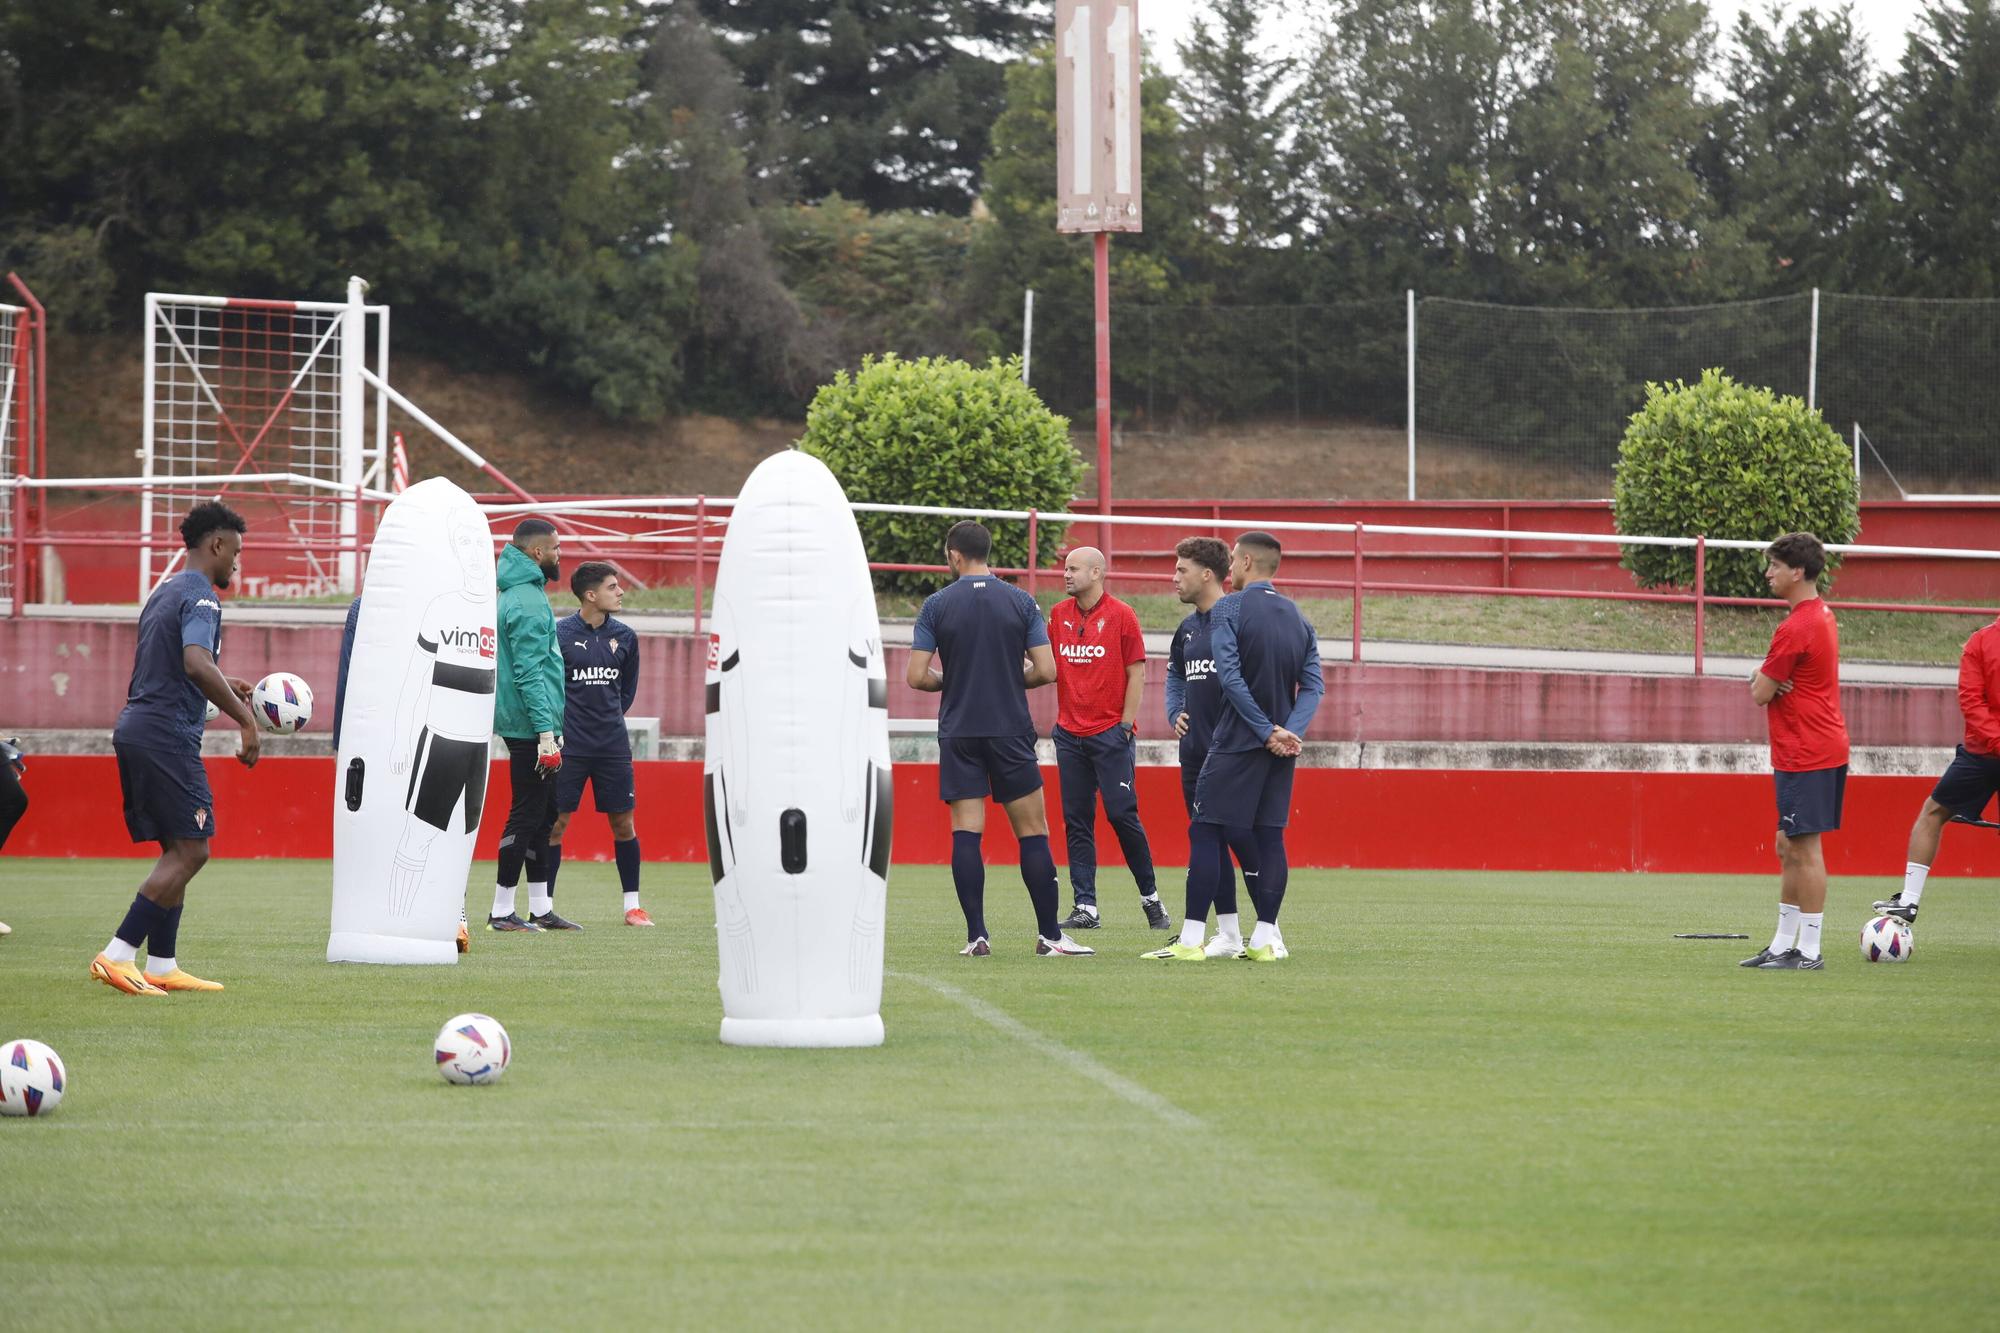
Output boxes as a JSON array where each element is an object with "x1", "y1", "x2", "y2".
[
  {"x1": 1854, "y1": 422, "x2": 1861, "y2": 482},
  {"x1": 140, "y1": 294, "x2": 158, "y2": 599},
  {"x1": 1406, "y1": 289, "x2": 1417, "y2": 501},
  {"x1": 1022, "y1": 288, "x2": 1035, "y2": 386},
  {"x1": 1807, "y1": 287, "x2": 1820, "y2": 412},
  {"x1": 374, "y1": 301, "x2": 391, "y2": 488},
  {"x1": 338, "y1": 276, "x2": 367, "y2": 593}
]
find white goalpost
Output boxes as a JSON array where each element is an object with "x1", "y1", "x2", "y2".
[{"x1": 141, "y1": 276, "x2": 389, "y2": 597}]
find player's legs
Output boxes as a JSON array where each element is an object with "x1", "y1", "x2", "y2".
[
  {"x1": 524, "y1": 775, "x2": 571, "y2": 927},
  {"x1": 942, "y1": 740, "x2": 994, "y2": 946},
  {"x1": 1089, "y1": 726, "x2": 1161, "y2": 912},
  {"x1": 93, "y1": 837, "x2": 208, "y2": 996},
  {"x1": 0, "y1": 759, "x2": 26, "y2": 851},
  {"x1": 1243, "y1": 756, "x2": 1296, "y2": 956},
  {"x1": 1885, "y1": 748, "x2": 2000, "y2": 921},
  {"x1": 607, "y1": 807, "x2": 647, "y2": 921},
  {"x1": 1052, "y1": 726, "x2": 1102, "y2": 915},
  {"x1": 490, "y1": 738, "x2": 545, "y2": 927},
  {"x1": 1000, "y1": 787, "x2": 1073, "y2": 948}
]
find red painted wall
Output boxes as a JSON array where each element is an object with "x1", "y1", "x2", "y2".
[{"x1": 7, "y1": 756, "x2": 1993, "y2": 878}]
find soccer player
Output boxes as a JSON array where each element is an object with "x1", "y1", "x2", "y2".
[
  {"x1": 1147, "y1": 530, "x2": 1321, "y2": 964},
  {"x1": 1162, "y1": 536, "x2": 1258, "y2": 958},
  {"x1": 1872, "y1": 610, "x2": 2000, "y2": 925},
  {"x1": 487, "y1": 518, "x2": 574, "y2": 932},
  {"x1": 550, "y1": 561, "x2": 652, "y2": 926},
  {"x1": 0, "y1": 735, "x2": 25, "y2": 933},
  {"x1": 331, "y1": 593, "x2": 361, "y2": 749},
  {"x1": 905, "y1": 520, "x2": 1093, "y2": 957},
  {"x1": 1740, "y1": 532, "x2": 1849, "y2": 971},
  {"x1": 89, "y1": 500, "x2": 261, "y2": 995},
  {"x1": 1047, "y1": 546, "x2": 1167, "y2": 932}
]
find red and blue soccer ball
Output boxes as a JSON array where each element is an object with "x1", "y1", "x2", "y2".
[
  {"x1": 435, "y1": 1013, "x2": 511, "y2": 1086},
  {"x1": 251, "y1": 671, "x2": 314, "y2": 735},
  {"x1": 1860, "y1": 916, "x2": 1914, "y2": 963},
  {"x1": 0, "y1": 1038, "x2": 66, "y2": 1117}
]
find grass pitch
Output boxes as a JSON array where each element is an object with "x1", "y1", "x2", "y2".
[{"x1": 2, "y1": 859, "x2": 1997, "y2": 1329}]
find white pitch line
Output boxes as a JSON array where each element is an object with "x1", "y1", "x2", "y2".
[{"x1": 889, "y1": 970, "x2": 1203, "y2": 1130}]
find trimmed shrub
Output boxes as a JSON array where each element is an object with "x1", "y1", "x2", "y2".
[
  {"x1": 1612, "y1": 369, "x2": 1859, "y2": 598},
  {"x1": 801, "y1": 354, "x2": 1082, "y2": 592}
]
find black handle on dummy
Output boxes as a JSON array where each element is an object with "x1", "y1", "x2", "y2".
[
  {"x1": 344, "y1": 757, "x2": 366, "y2": 811},
  {"x1": 779, "y1": 808, "x2": 807, "y2": 874}
]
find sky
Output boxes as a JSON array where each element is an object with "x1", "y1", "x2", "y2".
[{"x1": 1139, "y1": 0, "x2": 1936, "y2": 71}]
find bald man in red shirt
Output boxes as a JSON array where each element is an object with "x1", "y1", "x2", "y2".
[
  {"x1": 1742, "y1": 532, "x2": 1849, "y2": 971},
  {"x1": 1048, "y1": 546, "x2": 1169, "y2": 931},
  {"x1": 1873, "y1": 610, "x2": 2000, "y2": 926}
]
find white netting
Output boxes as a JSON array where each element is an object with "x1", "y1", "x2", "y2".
[
  {"x1": 144, "y1": 295, "x2": 378, "y2": 595},
  {"x1": 0, "y1": 302, "x2": 21, "y2": 606}
]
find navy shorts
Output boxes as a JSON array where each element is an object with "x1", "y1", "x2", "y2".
[
  {"x1": 1192, "y1": 748, "x2": 1295, "y2": 828},
  {"x1": 1180, "y1": 764, "x2": 1201, "y2": 818},
  {"x1": 1930, "y1": 745, "x2": 2000, "y2": 820},
  {"x1": 114, "y1": 741, "x2": 215, "y2": 843},
  {"x1": 939, "y1": 734, "x2": 1042, "y2": 804},
  {"x1": 1774, "y1": 764, "x2": 1847, "y2": 838},
  {"x1": 557, "y1": 752, "x2": 636, "y2": 815}
]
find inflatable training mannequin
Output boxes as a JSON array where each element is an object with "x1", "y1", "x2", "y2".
[
  {"x1": 329, "y1": 478, "x2": 496, "y2": 964},
  {"x1": 706, "y1": 450, "x2": 891, "y2": 1046}
]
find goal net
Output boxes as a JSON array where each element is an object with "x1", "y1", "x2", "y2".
[{"x1": 143, "y1": 281, "x2": 387, "y2": 597}]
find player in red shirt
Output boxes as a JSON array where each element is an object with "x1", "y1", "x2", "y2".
[
  {"x1": 1872, "y1": 612, "x2": 2000, "y2": 926},
  {"x1": 1048, "y1": 547, "x2": 1168, "y2": 931},
  {"x1": 1742, "y1": 532, "x2": 1849, "y2": 971}
]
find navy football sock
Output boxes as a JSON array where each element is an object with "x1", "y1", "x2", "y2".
[
  {"x1": 1254, "y1": 827, "x2": 1289, "y2": 923},
  {"x1": 542, "y1": 844, "x2": 563, "y2": 898},
  {"x1": 114, "y1": 894, "x2": 166, "y2": 950},
  {"x1": 614, "y1": 838, "x2": 642, "y2": 895},
  {"x1": 1019, "y1": 834, "x2": 1062, "y2": 940},
  {"x1": 147, "y1": 904, "x2": 184, "y2": 961},
  {"x1": 951, "y1": 830, "x2": 987, "y2": 942},
  {"x1": 1224, "y1": 825, "x2": 1263, "y2": 919},
  {"x1": 1185, "y1": 822, "x2": 1224, "y2": 926}
]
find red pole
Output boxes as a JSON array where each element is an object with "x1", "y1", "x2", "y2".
[
  {"x1": 1026, "y1": 509, "x2": 1038, "y2": 596},
  {"x1": 1093, "y1": 230, "x2": 1112, "y2": 564},
  {"x1": 1351, "y1": 521, "x2": 1365, "y2": 664},
  {"x1": 691, "y1": 494, "x2": 706, "y2": 636},
  {"x1": 1500, "y1": 502, "x2": 1512, "y2": 589},
  {"x1": 1693, "y1": 534, "x2": 1706, "y2": 677},
  {"x1": 9, "y1": 474, "x2": 23, "y2": 618}
]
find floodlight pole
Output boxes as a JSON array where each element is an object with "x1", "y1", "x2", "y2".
[{"x1": 1095, "y1": 232, "x2": 1113, "y2": 563}]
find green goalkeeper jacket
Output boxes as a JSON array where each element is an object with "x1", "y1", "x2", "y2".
[{"x1": 493, "y1": 542, "x2": 566, "y2": 740}]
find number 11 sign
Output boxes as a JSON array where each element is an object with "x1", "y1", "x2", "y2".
[{"x1": 1056, "y1": 0, "x2": 1141, "y2": 233}]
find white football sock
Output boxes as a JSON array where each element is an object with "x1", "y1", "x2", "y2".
[
  {"x1": 1216, "y1": 912, "x2": 1241, "y2": 940},
  {"x1": 1769, "y1": 903, "x2": 1801, "y2": 954},
  {"x1": 1140, "y1": 893, "x2": 1159, "y2": 904},
  {"x1": 1249, "y1": 920, "x2": 1276, "y2": 949},
  {"x1": 104, "y1": 937, "x2": 139, "y2": 964},
  {"x1": 1902, "y1": 862, "x2": 1930, "y2": 906},
  {"x1": 145, "y1": 956, "x2": 176, "y2": 977},
  {"x1": 1797, "y1": 913, "x2": 1824, "y2": 960},
  {"x1": 1078, "y1": 902, "x2": 1099, "y2": 918},
  {"x1": 528, "y1": 885, "x2": 552, "y2": 918},
  {"x1": 623, "y1": 891, "x2": 641, "y2": 912},
  {"x1": 1178, "y1": 920, "x2": 1204, "y2": 948},
  {"x1": 491, "y1": 884, "x2": 516, "y2": 919}
]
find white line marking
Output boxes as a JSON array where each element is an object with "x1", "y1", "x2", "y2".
[{"x1": 889, "y1": 969, "x2": 1202, "y2": 1130}]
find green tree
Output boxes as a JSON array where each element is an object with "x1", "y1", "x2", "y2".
[
  {"x1": 1176, "y1": 0, "x2": 1300, "y2": 248},
  {"x1": 1699, "y1": 4, "x2": 1885, "y2": 292},
  {"x1": 691, "y1": 0, "x2": 1046, "y2": 214},
  {"x1": 1879, "y1": 0, "x2": 2000, "y2": 295}
]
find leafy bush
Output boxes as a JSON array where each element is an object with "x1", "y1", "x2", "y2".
[
  {"x1": 1613, "y1": 369, "x2": 1859, "y2": 598},
  {"x1": 801, "y1": 355, "x2": 1081, "y2": 592}
]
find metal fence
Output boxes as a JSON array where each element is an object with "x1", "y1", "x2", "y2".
[{"x1": 1024, "y1": 290, "x2": 2000, "y2": 500}]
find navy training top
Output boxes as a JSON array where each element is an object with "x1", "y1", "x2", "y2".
[
  {"x1": 557, "y1": 611, "x2": 639, "y2": 757},
  {"x1": 1164, "y1": 606, "x2": 1224, "y2": 769},
  {"x1": 911, "y1": 573, "x2": 1049, "y2": 739},
  {"x1": 113, "y1": 568, "x2": 223, "y2": 756},
  {"x1": 1208, "y1": 581, "x2": 1324, "y2": 754}
]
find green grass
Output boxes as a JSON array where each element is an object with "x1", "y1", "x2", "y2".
[
  {"x1": 3, "y1": 859, "x2": 1997, "y2": 1328},
  {"x1": 596, "y1": 583, "x2": 1985, "y2": 666}
]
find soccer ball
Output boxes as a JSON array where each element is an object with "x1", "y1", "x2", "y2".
[
  {"x1": 435, "y1": 1013, "x2": 511, "y2": 1085},
  {"x1": 0, "y1": 1038, "x2": 67, "y2": 1117},
  {"x1": 251, "y1": 672, "x2": 314, "y2": 734},
  {"x1": 1860, "y1": 916, "x2": 1914, "y2": 963}
]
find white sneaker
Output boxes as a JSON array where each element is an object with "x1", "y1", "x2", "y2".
[
  {"x1": 1035, "y1": 933, "x2": 1095, "y2": 956},
  {"x1": 958, "y1": 937, "x2": 991, "y2": 957},
  {"x1": 1203, "y1": 933, "x2": 1245, "y2": 959}
]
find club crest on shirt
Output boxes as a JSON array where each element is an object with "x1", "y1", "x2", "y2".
[{"x1": 195, "y1": 808, "x2": 208, "y2": 830}]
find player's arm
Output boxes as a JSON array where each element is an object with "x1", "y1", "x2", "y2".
[
  {"x1": 1211, "y1": 602, "x2": 1275, "y2": 739},
  {"x1": 1752, "y1": 627, "x2": 1800, "y2": 706},
  {"x1": 1749, "y1": 671, "x2": 1789, "y2": 706},
  {"x1": 183, "y1": 644, "x2": 259, "y2": 767},
  {"x1": 1280, "y1": 625, "x2": 1325, "y2": 739},
  {"x1": 1959, "y1": 634, "x2": 2000, "y2": 752},
  {"x1": 619, "y1": 633, "x2": 640, "y2": 715},
  {"x1": 906, "y1": 597, "x2": 944, "y2": 691},
  {"x1": 1164, "y1": 636, "x2": 1188, "y2": 736},
  {"x1": 1024, "y1": 643, "x2": 1057, "y2": 689},
  {"x1": 1117, "y1": 608, "x2": 1144, "y2": 732}
]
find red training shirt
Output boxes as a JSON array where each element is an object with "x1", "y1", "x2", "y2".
[
  {"x1": 1958, "y1": 617, "x2": 2000, "y2": 756},
  {"x1": 1759, "y1": 596, "x2": 1849, "y2": 772},
  {"x1": 1048, "y1": 593, "x2": 1146, "y2": 736}
]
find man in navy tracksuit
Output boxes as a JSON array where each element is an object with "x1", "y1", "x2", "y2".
[
  {"x1": 550, "y1": 562, "x2": 651, "y2": 926},
  {"x1": 1147, "y1": 531, "x2": 1321, "y2": 964},
  {"x1": 1161, "y1": 536, "x2": 1258, "y2": 958}
]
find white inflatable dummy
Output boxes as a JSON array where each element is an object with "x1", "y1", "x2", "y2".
[
  {"x1": 329, "y1": 478, "x2": 497, "y2": 964},
  {"x1": 706, "y1": 450, "x2": 891, "y2": 1046}
]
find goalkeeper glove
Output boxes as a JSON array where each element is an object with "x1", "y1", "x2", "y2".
[{"x1": 535, "y1": 731, "x2": 562, "y2": 779}]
